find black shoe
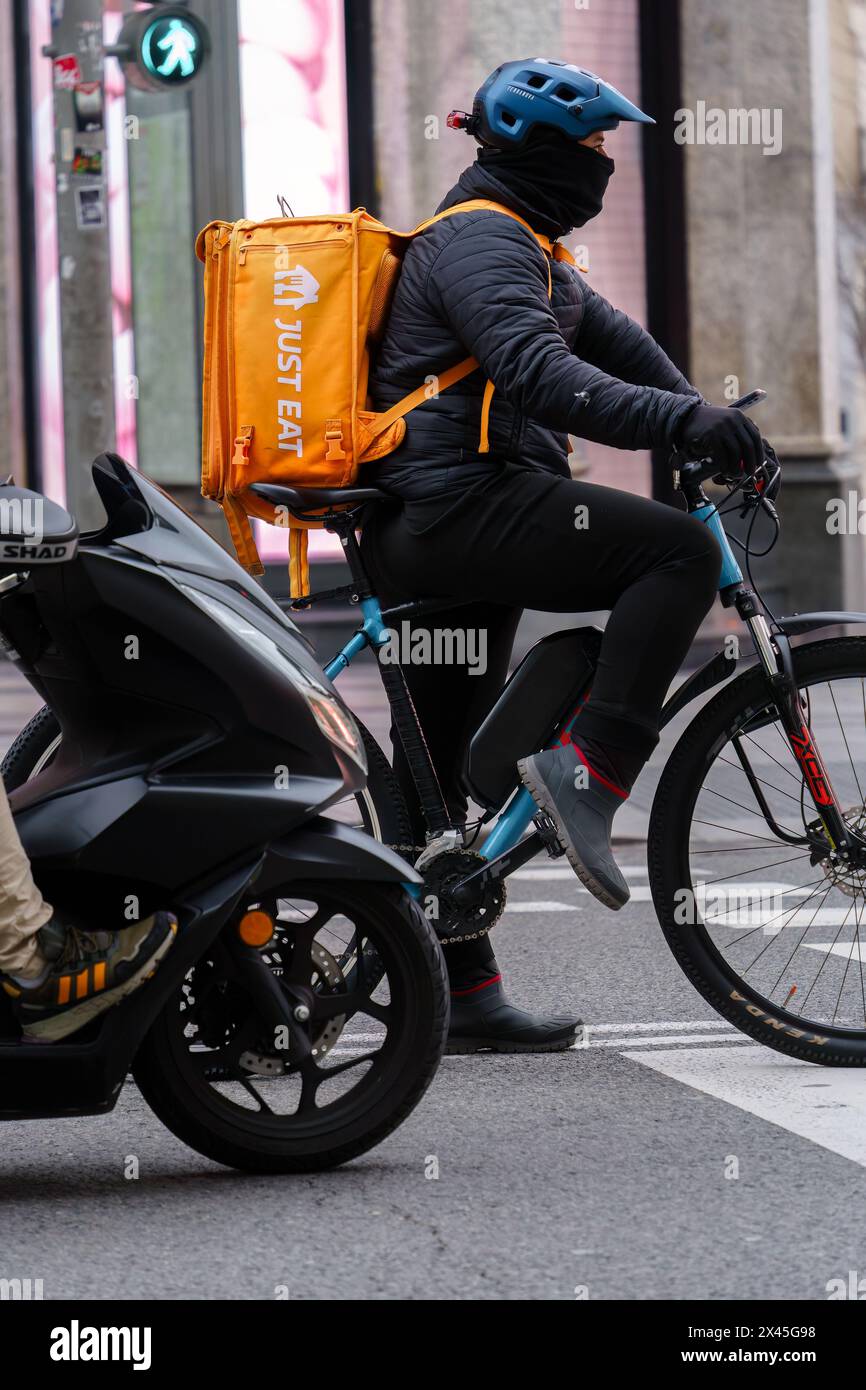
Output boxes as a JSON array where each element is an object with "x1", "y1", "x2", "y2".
[
  {"x1": 446, "y1": 975, "x2": 581, "y2": 1055},
  {"x1": 518, "y1": 744, "x2": 630, "y2": 909}
]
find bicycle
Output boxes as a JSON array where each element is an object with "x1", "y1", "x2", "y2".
[{"x1": 8, "y1": 394, "x2": 866, "y2": 1064}]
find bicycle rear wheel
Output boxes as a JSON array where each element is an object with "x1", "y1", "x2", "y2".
[{"x1": 649, "y1": 637, "x2": 866, "y2": 1064}]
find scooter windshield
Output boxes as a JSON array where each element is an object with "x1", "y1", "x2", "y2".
[{"x1": 87, "y1": 452, "x2": 300, "y2": 634}]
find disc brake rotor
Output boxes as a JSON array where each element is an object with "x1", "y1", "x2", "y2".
[
  {"x1": 238, "y1": 940, "x2": 347, "y2": 1074},
  {"x1": 817, "y1": 806, "x2": 866, "y2": 898},
  {"x1": 187, "y1": 937, "x2": 347, "y2": 1078}
]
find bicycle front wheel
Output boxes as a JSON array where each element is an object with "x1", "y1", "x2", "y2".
[{"x1": 649, "y1": 636, "x2": 866, "y2": 1064}]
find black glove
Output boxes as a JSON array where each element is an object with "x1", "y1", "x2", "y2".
[{"x1": 678, "y1": 403, "x2": 764, "y2": 478}]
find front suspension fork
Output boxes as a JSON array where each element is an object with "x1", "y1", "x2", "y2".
[{"x1": 746, "y1": 612, "x2": 851, "y2": 856}]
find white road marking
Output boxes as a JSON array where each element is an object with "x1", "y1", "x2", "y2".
[
  {"x1": 588, "y1": 1033, "x2": 750, "y2": 1048},
  {"x1": 713, "y1": 909, "x2": 865, "y2": 928},
  {"x1": 327, "y1": 1032, "x2": 752, "y2": 1056},
  {"x1": 514, "y1": 865, "x2": 648, "y2": 881},
  {"x1": 801, "y1": 942, "x2": 866, "y2": 960},
  {"x1": 503, "y1": 901, "x2": 578, "y2": 913},
  {"x1": 591, "y1": 1019, "x2": 735, "y2": 1033},
  {"x1": 623, "y1": 1046, "x2": 866, "y2": 1169},
  {"x1": 332, "y1": 1019, "x2": 745, "y2": 1055}
]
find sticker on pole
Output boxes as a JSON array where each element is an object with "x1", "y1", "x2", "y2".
[{"x1": 53, "y1": 53, "x2": 82, "y2": 90}]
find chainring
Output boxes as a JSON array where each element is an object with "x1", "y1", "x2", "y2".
[{"x1": 417, "y1": 847, "x2": 507, "y2": 946}]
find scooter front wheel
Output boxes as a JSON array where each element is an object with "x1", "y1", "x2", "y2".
[{"x1": 133, "y1": 881, "x2": 448, "y2": 1172}]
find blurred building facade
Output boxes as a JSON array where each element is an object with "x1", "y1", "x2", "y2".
[{"x1": 1, "y1": 0, "x2": 864, "y2": 610}]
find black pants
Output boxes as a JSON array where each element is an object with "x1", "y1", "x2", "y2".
[{"x1": 361, "y1": 463, "x2": 722, "y2": 843}]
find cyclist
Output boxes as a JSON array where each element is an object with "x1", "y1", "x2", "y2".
[
  {"x1": 362, "y1": 58, "x2": 763, "y2": 1051},
  {"x1": 0, "y1": 777, "x2": 175, "y2": 1041}
]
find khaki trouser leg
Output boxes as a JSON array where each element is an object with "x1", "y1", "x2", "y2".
[{"x1": 0, "y1": 778, "x2": 53, "y2": 974}]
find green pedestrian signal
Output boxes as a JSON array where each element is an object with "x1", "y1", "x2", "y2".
[
  {"x1": 113, "y1": 6, "x2": 210, "y2": 93},
  {"x1": 142, "y1": 17, "x2": 200, "y2": 83}
]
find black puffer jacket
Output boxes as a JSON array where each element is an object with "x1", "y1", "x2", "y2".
[{"x1": 367, "y1": 160, "x2": 701, "y2": 500}]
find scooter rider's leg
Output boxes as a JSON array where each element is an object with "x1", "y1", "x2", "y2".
[
  {"x1": 0, "y1": 780, "x2": 176, "y2": 1041},
  {"x1": 0, "y1": 771, "x2": 53, "y2": 980}
]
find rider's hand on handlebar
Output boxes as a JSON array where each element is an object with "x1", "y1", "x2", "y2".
[{"x1": 679, "y1": 403, "x2": 764, "y2": 479}]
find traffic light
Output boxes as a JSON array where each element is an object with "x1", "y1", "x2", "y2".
[{"x1": 112, "y1": 4, "x2": 210, "y2": 93}]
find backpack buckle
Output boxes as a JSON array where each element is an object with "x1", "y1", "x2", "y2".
[
  {"x1": 232, "y1": 426, "x2": 253, "y2": 468},
  {"x1": 324, "y1": 419, "x2": 347, "y2": 461}
]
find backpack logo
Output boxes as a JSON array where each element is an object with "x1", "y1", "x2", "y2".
[{"x1": 273, "y1": 263, "x2": 320, "y2": 310}]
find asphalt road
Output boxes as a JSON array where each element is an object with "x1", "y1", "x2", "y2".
[{"x1": 2, "y1": 659, "x2": 866, "y2": 1301}]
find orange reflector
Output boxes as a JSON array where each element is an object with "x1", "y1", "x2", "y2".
[{"x1": 238, "y1": 910, "x2": 274, "y2": 948}]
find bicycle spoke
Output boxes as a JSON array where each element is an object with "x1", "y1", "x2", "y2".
[
  {"x1": 696, "y1": 852, "x2": 813, "y2": 890},
  {"x1": 828, "y1": 681, "x2": 864, "y2": 805},
  {"x1": 717, "y1": 753, "x2": 805, "y2": 807},
  {"x1": 692, "y1": 818, "x2": 792, "y2": 846},
  {"x1": 767, "y1": 883, "x2": 835, "y2": 1004},
  {"x1": 796, "y1": 897, "x2": 856, "y2": 1016},
  {"x1": 728, "y1": 880, "x2": 830, "y2": 967},
  {"x1": 831, "y1": 878, "x2": 866, "y2": 1027},
  {"x1": 740, "y1": 732, "x2": 803, "y2": 788}
]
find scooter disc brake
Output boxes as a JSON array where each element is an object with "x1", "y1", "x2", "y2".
[{"x1": 238, "y1": 941, "x2": 347, "y2": 1075}]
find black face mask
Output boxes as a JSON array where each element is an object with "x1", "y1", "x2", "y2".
[{"x1": 476, "y1": 131, "x2": 615, "y2": 237}]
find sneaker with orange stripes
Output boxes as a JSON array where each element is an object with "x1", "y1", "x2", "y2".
[{"x1": 2, "y1": 912, "x2": 177, "y2": 1041}]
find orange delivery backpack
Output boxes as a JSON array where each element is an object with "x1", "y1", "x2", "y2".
[{"x1": 196, "y1": 201, "x2": 573, "y2": 597}]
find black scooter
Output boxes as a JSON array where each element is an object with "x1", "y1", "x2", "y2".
[{"x1": 0, "y1": 454, "x2": 447, "y2": 1172}]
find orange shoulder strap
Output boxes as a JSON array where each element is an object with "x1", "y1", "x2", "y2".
[
  {"x1": 363, "y1": 200, "x2": 571, "y2": 460},
  {"x1": 411, "y1": 198, "x2": 557, "y2": 256}
]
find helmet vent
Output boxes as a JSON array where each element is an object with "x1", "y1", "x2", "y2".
[
  {"x1": 524, "y1": 72, "x2": 548, "y2": 89},
  {"x1": 501, "y1": 109, "x2": 517, "y2": 126},
  {"x1": 553, "y1": 83, "x2": 578, "y2": 102}
]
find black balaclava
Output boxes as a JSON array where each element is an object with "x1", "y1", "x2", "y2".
[{"x1": 474, "y1": 127, "x2": 615, "y2": 238}]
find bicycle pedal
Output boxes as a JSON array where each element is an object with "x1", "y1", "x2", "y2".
[{"x1": 534, "y1": 812, "x2": 565, "y2": 858}]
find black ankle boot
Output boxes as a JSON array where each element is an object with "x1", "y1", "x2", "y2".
[{"x1": 446, "y1": 971, "x2": 581, "y2": 1055}]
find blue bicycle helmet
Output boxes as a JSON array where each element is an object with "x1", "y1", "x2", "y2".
[{"x1": 448, "y1": 57, "x2": 654, "y2": 147}]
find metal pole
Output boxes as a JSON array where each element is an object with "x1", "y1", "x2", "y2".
[{"x1": 44, "y1": 0, "x2": 115, "y2": 527}]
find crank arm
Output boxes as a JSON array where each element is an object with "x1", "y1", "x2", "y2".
[{"x1": 450, "y1": 829, "x2": 547, "y2": 906}]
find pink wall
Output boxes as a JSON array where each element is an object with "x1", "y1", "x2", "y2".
[
  {"x1": 237, "y1": 0, "x2": 350, "y2": 563},
  {"x1": 560, "y1": 0, "x2": 653, "y2": 497}
]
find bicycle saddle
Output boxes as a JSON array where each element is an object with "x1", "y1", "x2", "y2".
[{"x1": 249, "y1": 483, "x2": 390, "y2": 512}]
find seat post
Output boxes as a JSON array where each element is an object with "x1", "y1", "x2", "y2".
[
  {"x1": 328, "y1": 510, "x2": 374, "y2": 596},
  {"x1": 326, "y1": 510, "x2": 456, "y2": 841}
]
